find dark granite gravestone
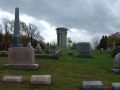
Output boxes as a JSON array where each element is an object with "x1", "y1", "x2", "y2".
[
  {"x1": 68, "y1": 52, "x2": 73, "y2": 55},
  {"x1": 111, "y1": 53, "x2": 120, "y2": 73},
  {"x1": 82, "y1": 81, "x2": 103, "y2": 90},
  {"x1": 112, "y1": 83, "x2": 120, "y2": 90},
  {"x1": 111, "y1": 46, "x2": 120, "y2": 58},
  {"x1": 10, "y1": 7, "x2": 23, "y2": 47},
  {"x1": 75, "y1": 42, "x2": 93, "y2": 58}
]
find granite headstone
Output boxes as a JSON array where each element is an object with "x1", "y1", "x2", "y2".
[
  {"x1": 111, "y1": 53, "x2": 120, "y2": 73},
  {"x1": 82, "y1": 81, "x2": 103, "y2": 90},
  {"x1": 75, "y1": 42, "x2": 93, "y2": 58}
]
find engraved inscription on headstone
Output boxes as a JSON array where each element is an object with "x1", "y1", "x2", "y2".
[
  {"x1": 8, "y1": 47, "x2": 34, "y2": 64},
  {"x1": 4, "y1": 47, "x2": 39, "y2": 69}
]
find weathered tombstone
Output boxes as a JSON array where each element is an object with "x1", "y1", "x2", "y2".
[
  {"x1": 100, "y1": 48, "x2": 103, "y2": 54},
  {"x1": 107, "y1": 48, "x2": 110, "y2": 51},
  {"x1": 31, "y1": 75, "x2": 51, "y2": 85},
  {"x1": 111, "y1": 46, "x2": 120, "y2": 58},
  {"x1": 113, "y1": 42, "x2": 116, "y2": 49},
  {"x1": 1, "y1": 50, "x2": 7, "y2": 57},
  {"x1": 46, "y1": 42, "x2": 50, "y2": 54},
  {"x1": 54, "y1": 49, "x2": 61, "y2": 59},
  {"x1": 27, "y1": 40, "x2": 32, "y2": 48},
  {"x1": 36, "y1": 41, "x2": 42, "y2": 53},
  {"x1": 75, "y1": 42, "x2": 93, "y2": 58},
  {"x1": 111, "y1": 53, "x2": 120, "y2": 73},
  {"x1": 112, "y1": 83, "x2": 120, "y2": 90},
  {"x1": 4, "y1": 7, "x2": 39, "y2": 69},
  {"x1": 82, "y1": 81, "x2": 103, "y2": 90},
  {"x1": 3, "y1": 75, "x2": 22, "y2": 83}
]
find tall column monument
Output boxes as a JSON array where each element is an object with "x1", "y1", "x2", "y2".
[
  {"x1": 4, "y1": 7, "x2": 39, "y2": 69},
  {"x1": 56, "y1": 27, "x2": 68, "y2": 49},
  {"x1": 10, "y1": 7, "x2": 23, "y2": 47}
]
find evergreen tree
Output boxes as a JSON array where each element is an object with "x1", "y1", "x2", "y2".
[
  {"x1": 104, "y1": 36, "x2": 107, "y2": 49},
  {"x1": 99, "y1": 35, "x2": 107, "y2": 49}
]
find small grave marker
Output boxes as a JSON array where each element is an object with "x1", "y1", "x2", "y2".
[
  {"x1": 112, "y1": 83, "x2": 120, "y2": 90},
  {"x1": 31, "y1": 75, "x2": 51, "y2": 85},
  {"x1": 82, "y1": 81, "x2": 103, "y2": 90},
  {"x1": 3, "y1": 75, "x2": 22, "y2": 83}
]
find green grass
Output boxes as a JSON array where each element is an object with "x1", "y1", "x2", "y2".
[{"x1": 0, "y1": 50, "x2": 119, "y2": 90}]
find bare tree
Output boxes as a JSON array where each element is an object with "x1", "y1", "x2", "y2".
[
  {"x1": 34, "y1": 31, "x2": 44, "y2": 42},
  {"x1": 2, "y1": 18, "x2": 13, "y2": 50},
  {"x1": 67, "y1": 37, "x2": 72, "y2": 48},
  {"x1": 28, "y1": 23, "x2": 37, "y2": 46},
  {"x1": 91, "y1": 36, "x2": 100, "y2": 49},
  {"x1": 20, "y1": 21, "x2": 28, "y2": 36}
]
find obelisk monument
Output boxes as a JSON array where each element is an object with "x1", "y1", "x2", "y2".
[
  {"x1": 10, "y1": 7, "x2": 23, "y2": 47},
  {"x1": 4, "y1": 7, "x2": 39, "y2": 69}
]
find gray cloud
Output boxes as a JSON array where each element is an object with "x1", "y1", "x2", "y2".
[{"x1": 0, "y1": 0, "x2": 120, "y2": 38}]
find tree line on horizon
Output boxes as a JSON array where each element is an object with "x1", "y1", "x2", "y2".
[
  {"x1": 0, "y1": 18, "x2": 47, "y2": 50},
  {"x1": 0, "y1": 18, "x2": 119, "y2": 51},
  {"x1": 92, "y1": 33, "x2": 120, "y2": 50}
]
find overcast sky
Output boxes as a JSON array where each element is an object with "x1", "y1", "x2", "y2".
[{"x1": 0, "y1": 0, "x2": 120, "y2": 44}]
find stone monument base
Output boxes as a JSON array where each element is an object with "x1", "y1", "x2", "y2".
[
  {"x1": 4, "y1": 64, "x2": 39, "y2": 69},
  {"x1": 75, "y1": 53, "x2": 93, "y2": 58},
  {"x1": 111, "y1": 69, "x2": 120, "y2": 74},
  {"x1": 4, "y1": 47, "x2": 39, "y2": 70}
]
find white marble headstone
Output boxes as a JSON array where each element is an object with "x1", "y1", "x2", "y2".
[
  {"x1": 3, "y1": 75, "x2": 22, "y2": 83},
  {"x1": 31, "y1": 75, "x2": 51, "y2": 85}
]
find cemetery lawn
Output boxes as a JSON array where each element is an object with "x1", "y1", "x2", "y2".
[{"x1": 0, "y1": 50, "x2": 119, "y2": 90}]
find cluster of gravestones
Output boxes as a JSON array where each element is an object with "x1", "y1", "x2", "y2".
[
  {"x1": 2, "y1": 76, "x2": 120, "y2": 90},
  {"x1": 2, "y1": 7, "x2": 120, "y2": 90},
  {"x1": 3, "y1": 75, "x2": 51, "y2": 85},
  {"x1": 82, "y1": 81, "x2": 120, "y2": 90}
]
